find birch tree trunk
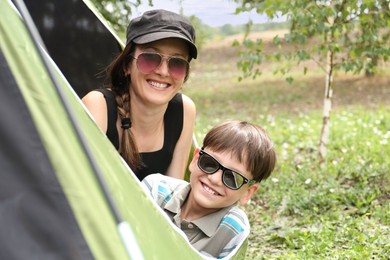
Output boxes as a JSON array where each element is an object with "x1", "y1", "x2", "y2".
[
  {"x1": 318, "y1": 3, "x2": 336, "y2": 164},
  {"x1": 319, "y1": 49, "x2": 334, "y2": 163}
]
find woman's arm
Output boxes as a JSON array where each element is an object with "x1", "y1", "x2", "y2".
[
  {"x1": 81, "y1": 90, "x2": 108, "y2": 133},
  {"x1": 165, "y1": 94, "x2": 196, "y2": 179}
]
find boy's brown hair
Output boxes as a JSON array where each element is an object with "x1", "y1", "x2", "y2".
[{"x1": 202, "y1": 120, "x2": 276, "y2": 182}]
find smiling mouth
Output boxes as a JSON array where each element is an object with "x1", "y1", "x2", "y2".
[
  {"x1": 202, "y1": 182, "x2": 221, "y2": 196},
  {"x1": 148, "y1": 80, "x2": 169, "y2": 89}
]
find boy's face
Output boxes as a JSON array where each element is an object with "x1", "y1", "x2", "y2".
[{"x1": 187, "y1": 148, "x2": 258, "y2": 213}]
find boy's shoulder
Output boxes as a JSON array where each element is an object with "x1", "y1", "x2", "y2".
[
  {"x1": 142, "y1": 173, "x2": 187, "y2": 189},
  {"x1": 218, "y1": 206, "x2": 250, "y2": 235},
  {"x1": 199, "y1": 206, "x2": 250, "y2": 259},
  {"x1": 141, "y1": 174, "x2": 190, "y2": 208}
]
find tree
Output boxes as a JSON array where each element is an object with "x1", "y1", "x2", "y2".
[
  {"x1": 90, "y1": 0, "x2": 152, "y2": 31},
  {"x1": 233, "y1": 0, "x2": 390, "y2": 163},
  {"x1": 187, "y1": 15, "x2": 214, "y2": 50}
]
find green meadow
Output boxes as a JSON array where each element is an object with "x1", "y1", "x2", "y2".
[{"x1": 183, "y1": 35, "x2": 390, "y2": 259}]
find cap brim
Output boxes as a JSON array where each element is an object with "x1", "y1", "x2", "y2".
[{"x1": 133, "y1": 31, "x2": 197, "y2": 59}]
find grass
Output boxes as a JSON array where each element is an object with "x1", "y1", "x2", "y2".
[
  {"x1": 243, "y1": 108, "x2": 390, "y2": 259},
  {"x1": 182, "y1": 38, "x2": 390, "y2": 259}
]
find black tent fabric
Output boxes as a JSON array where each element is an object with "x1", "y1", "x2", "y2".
[
  {"x1": 0, "y1": 50, "x2": 93, "y2": 260},
  {"x1": 21, "y1": 0, "x2": 123, "y2": 98}
]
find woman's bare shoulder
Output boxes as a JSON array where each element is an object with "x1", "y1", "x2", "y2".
[{"x1": 181, "y1": 93, "x2": 196, "y2": 113}]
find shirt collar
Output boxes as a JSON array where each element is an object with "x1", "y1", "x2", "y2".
[
  {"x1": 192, "y1": 205, "x2": 234, "y2": 237},
  {"x1": 164, "y1": 184, "x2": 236, "y2": 237},
  {"x1": 164, "y1": 183, "x2": 191, "y2": 214}
]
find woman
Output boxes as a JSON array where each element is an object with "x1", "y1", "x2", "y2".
[{"x1": 82, "y1": 9, "x2": 197, "y2": 180}]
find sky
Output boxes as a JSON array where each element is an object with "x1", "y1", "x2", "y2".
[{"x1": 131, "y1": 0, "x2": 276, "y2": 27}]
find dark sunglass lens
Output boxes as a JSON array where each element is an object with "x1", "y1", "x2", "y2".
[
  {"x1": 168, "y1": 58, "x2": 188, "y2": 79},
  {"x1": 199, "y1": 154, "x2": 219, "y2": 174},
  {"x1": 137, "y1": 53, "x2": 161, "y2": 73},
  {"x1": 223, "y1": 171, "x2": 244, "y2": 189}
]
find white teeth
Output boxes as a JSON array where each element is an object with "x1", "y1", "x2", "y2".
[
  {"x1": 203, "y1": 184, "x2": 218, "y2": 195},
  {"x1": 149, "y1": 80, "x2": 168, "y2": 89}
]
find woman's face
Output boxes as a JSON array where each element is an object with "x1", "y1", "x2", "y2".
[{"x1": 126, "y1": 38, "x2": 190, "y2": 107}]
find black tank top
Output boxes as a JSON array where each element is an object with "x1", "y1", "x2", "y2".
[{"x1": 96, "y1": 89, "x2": 183, "y2": 180}]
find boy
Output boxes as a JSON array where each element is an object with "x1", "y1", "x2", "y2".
[{"x1": 141, "y1": 120, "x2": 276, "y2": 258}]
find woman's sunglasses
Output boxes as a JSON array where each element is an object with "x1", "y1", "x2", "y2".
[
  {"x1": 197, "y1": 149, "x2": 256, "y2": 190},
  {"x1": 132, "y1": 52, "x2": 189, "y2": 79}
]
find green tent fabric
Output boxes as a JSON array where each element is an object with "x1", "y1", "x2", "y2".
[{"x1": 0, "y1": 0, "x2": 248, "y2": 259}]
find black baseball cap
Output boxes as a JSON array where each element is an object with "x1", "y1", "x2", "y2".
[{"x1": 126, "y1": 9, "x2": 197, "y2": 59}]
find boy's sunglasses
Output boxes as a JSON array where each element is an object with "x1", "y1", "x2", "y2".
[
  {"x1": 132, "y1": 52, "x2": 189, "y2": 79},
  {"x1": 197, "y1": 149, "x2": 256, "y2": 190}
]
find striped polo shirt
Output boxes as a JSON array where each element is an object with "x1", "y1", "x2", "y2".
[{"x1": 142, "y1": 174, "x2": 250, "y2": 259}]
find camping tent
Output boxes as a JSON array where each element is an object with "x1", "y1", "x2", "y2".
[{"x1": 0, "y1": 0, "x2": 247, "y2": 259}]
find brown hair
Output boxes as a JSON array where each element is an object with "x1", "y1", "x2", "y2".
[
  {"x1": 202, "y1": 120, "x2": 276, "y2": 182},
  {"x1": 104, "y1": 43, "x2": 142, "y2": 169}
]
